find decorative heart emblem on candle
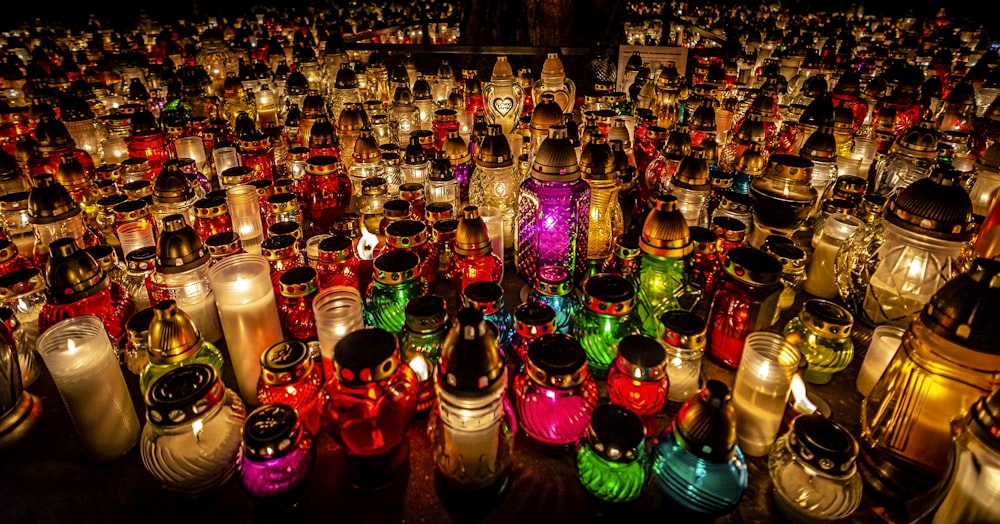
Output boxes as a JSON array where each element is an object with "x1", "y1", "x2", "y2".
[{"x1": 493, "y1": 97, "x2": 514, "y2": 117}]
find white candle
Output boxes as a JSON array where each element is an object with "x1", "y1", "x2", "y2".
[
  {"x1": 209, "y1": 254, "x2": 284, "y2": 406},
  {"x1": 856, "y1": 326, "x2": 905, "y2": 397},
  {"x1": 478, "y1": 205, "x2": 505, "y2": 266},
  {"x1": 731, "y1": 332, "x2": 800, "y2": 457},
  {"x1": 36, "y1": 316, "x2": 140, "y2": 461}
]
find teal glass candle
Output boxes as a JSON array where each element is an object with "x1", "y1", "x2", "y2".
[
  {"x1": 462, "y1": 281, "x2": 513, "y2": 355},
  {"x1": 652, "y1": 380, "x2": 747, "y2": 516},
  {"x1": 400, "y1": 295, "x2": 450, "y2": 413},
  {"x1": 526, "y1": 266, "x2": 581, "y2": 335},
  {"x1": 363, "y1": 251, "x2": 424, "y2": 336},
  {"x1": 576, "y1": 404, "x2": 650, "y2": 503},
  {"x1": 570, "y1": 274, "x2": 642, "y2": 379}
]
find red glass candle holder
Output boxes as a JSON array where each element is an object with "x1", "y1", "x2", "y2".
[
  {"x1": 324, "y1": 328, "x2": 419, "y2": 490},
  {"x1": 316, "y1": 235, "x2": 359, "y2": 290},
  {"x1": 277, "y1": 267, "x2": 320, "y2": 341},
  {"x1": 257, "y1": 340, "x2": 325, "y2": 436},
  {"x1": 607, "y1": 334, "x2": 668, "y2": 437},
  {"x1": 192, "y1": 196, "x2": 233, "y2": 241},
  {"x1": 299, "y1": 156, "x2": 352, "y2": 234}
]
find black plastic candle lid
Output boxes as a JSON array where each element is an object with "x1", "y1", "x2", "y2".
[
  {"x1": 261, "y1": 233, "x2": 295, "y2": 251},
  {"x1": 319, "y1": 235, "x2": 352, "y2": 253},
  {"x1": 386, "y1": 219, "x2": 426, "y2": 239},
  {"x1": 262, "y1": 339, "x2": 311, "y2": 373},
  {"x1": 789, "y1": 413, "x2": 858, "y2": 476},
  {"x1": 405, "y1": 295, "x2": 448, "y2": 333},
  {"x1": 514, "y1": 301, "x2": 557, "y2": 326},
  {"x1": 584, "y1": 274, "x2": 635, "y2": 303},
  {"x1": 373, "y1": 250, "x2": 420, "y2": 273},
  {"x1": 587, "y1": 404, "x2": 645, "y2": 461},
  {"x1": 243, "y1": 404, "x2": 301, "y2": 460},
  {"x1": 464, "y1": 281, "x2": 504, "y2": 305},
  {"x1": 334, "y1": 328, "x2": 399, "y2": 385},
  {"x1": 617, "y1": 334, "x2": 667, "y2": 368},
  {"x1": 145, "y1": 364, "x2": 224, "y2": 426},
  {"x1": 527, "y1": 334, "x2": 587, "y2": 376}
]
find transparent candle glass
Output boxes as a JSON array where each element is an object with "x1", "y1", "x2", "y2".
[
  {"x1": 313, "y1": 286, "x2": 364, "y2": 380},
  {"x1": 855, "y1": 325, "x2": 904, "y2": 397}
]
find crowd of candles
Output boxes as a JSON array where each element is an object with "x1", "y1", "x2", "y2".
[{"x1": 1, "y1": 2, "x2": 1000, "y2": 521}]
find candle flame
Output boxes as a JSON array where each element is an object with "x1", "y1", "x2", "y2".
[
  {"x1": 234, "y1": 276, "x2": 251, "y2": 291},
  {"x1": 67, "y1": 339, "x2": 77, "y2": 354},
  {"x1": 358, "y1": 227, "x2": 378, "y2": 260},
  {"x1": 409, "y1": 355, "x2": 430, "y2": 381},
  {"x1": 192, "y1": 419, "x2": 203, "y2": 442},
  {"x1": 790, "y1": 374, "x2": 817, "y2": 414}
]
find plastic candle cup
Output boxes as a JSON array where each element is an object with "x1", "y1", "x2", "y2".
[
  {"x1": 855, "y1": 325, "x2": 904, "y2": 397},
  {"x1": 208, "y1": 254, "x2": 285, "y2": 406},
  {"x1": 36, "y1": 315, "x2": 140, "y2": 461},
  {"x1": 731, "y1": 332, "x2": 801, "y2": 457},
  {"x1": 312, "y1": 286, "x2": 364, "y2": 381}
]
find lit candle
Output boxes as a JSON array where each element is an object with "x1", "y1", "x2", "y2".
[
  {"x1": 477, "y1": 205, "x2": 505, "y2": 266},
  {"x1": 175, "y1": 136, "x2": 210, "y2": 177},
  {"x1": 856, "y1": 325, "x2": 905, "y2": 397},
  {"x1": 36, "y1": 316, "x2": 140, "y2": 461},
  {"x1": 731, "y1": 332, "x2": 800, "y2": 457},
  {"x1": 209, "y1": 254, "x2": 285, "y2": 406},
  {"x1": 226, "y1": 185, "x2": 264, "y2": 255},
  {"x1": 213, "y1": 146, "x2": 241, "y2": 176}
]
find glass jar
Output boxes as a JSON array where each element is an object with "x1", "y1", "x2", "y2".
[
  {"x1": 443, "y1": 130, "x2": 474, "y2": 204},
  {"x1": 689, "y1": 227, "x2": 721, "y2": 313},
  {"x1": 706, "y1": 247, "x2": 783, "y2": 369},
  {"x1": 124, "y1": 307, "x2": 153, "y2": 375},
  {"x1": 804, "y1": 213, "x2": 863, "y2": 299},
  {"x1": 484, "y1": 56, "x2": 525, "y2": 135},
  {"x1": 636, "y1": 195, "x2": 696, "y2": 336},
  {"x1": 570, "y1": 274, "x2": 642, "y2": 379},
  {"x1": 400, "y1": 295, "x2": 449, "y2": 413},
  {"x1": 514, "y1": 334, "x2": 599, "y2": 449},
  {"x1": 140, "y1": 364, "x2": 246, "y2": 495},
  {"x1": 299, "y1": 156, "x2": 352, "y2": 234},
  {"x1": 449, "y1": 206, "x2": 503, "y2": 292},
  {"x1": 532, "y1": 53, "x2": 576, "y2": 114},
  {"x1": 324, "y1": 328, "x2": 419, "y2": 490},
  {"x1": 401, "y1": 135, "x2": 431, "y2": 185},
  {"x1": 276, "y1": 267, "x2": 319, "y2": 342},
  {"x1": 526, "y1": 266, "x2": 580, "y2": 335},
  {"x1": 316, "y1": 235, "x2": 359, "y2": 290},
  {"x1": 358, "y1": 177, "x2": 390, "y2": 235},
  {"x1": 155, "y1": 214, "x2": 223, "y2": 343},
  {"x1": 192, "y1": 195, "x2": 233, "y2": 241},
  {"x1": 516, "y1": 125, "x2": 590, "y2": 283},
  {"x1": 262, "y1": 234, "x2": 305, "y2": 290},
  {"x1": 428, "y1": 308, "x2": 514, "y2": 497},
  {"x1": 238, "y1": 404, "x2": 316, "y2": 505},
  {"x1": 838, "y1": 172, "x2": 975, "y2": 328},
  {"x1": 861, "y1": 257, "x2": 1000, "y2": 500},
  {"x1": 425, "y1": 151, "x2": 461, "y2": 216},
  {"x1": 238, "y1": 133, "x2": 275, "y2": 182},
  {"x1": 660, "y1": 310, "x2": 706, "y2": 403},
  {"x1": 151, "y1": 161, "x2": 197, "y2": 232},
  {"x1": 28, "y1": 175, "x2": 101, "y2": 265},
  {"x1": 748, "y1": 154, "x2": 818, "y2": 246},
  {"x1": 431, "y1": 219, "x2": 458, "y2": 278},
  {"x1": 929, "y1": 389, "x2": 1000, "y2": 524},
  {"x1": 257, "y1": 340, "x2": 325, "y2": 436},
  {"x1": 769, "y1": 414, "x2": 863, "y2": 522},
  {"x1": 0, "y1": 316, "x2": 40, "y2": 448},
  {"x1": 581, "y1": 136, "x2": 624, "y2": 261},
  {"x1": 139, "y1": 299, "x2": 224, "y2": 395},
  {"x1": 0, "y1": 267, "x2": 44, "y2": 386},
  {"x1": 652, "y1": 380, "x2": 747, "y2": 516},
  {"x1": 469, "y1": 124, "x2": 519, "y2": 258},
  {"x1": 509, "y1": 301, "x2": 557, "y2": 377},
  {"x1": 38, "y1": 239, "x2": 135, "y2": 345},
  {"x1": 205, "y1": 232, "x2": 245, "y2": 266},
  {"x1": 364, "y1": 251, "x2": 423, "y2": 336},
  {"x1": 761, "y1": 240, "x2": 806, "y2": 317},
  {"x1": 462, "y1": 281, "x2": 514, "y2": 355},
  {"x1": 576, "y1": 404, "x2": 649, "y2": 503},
  {"x1": 0, "y1": 191, "x2": 35, "y2": 258},
  {"x1": 607, "y1": 334, "x2": 668, "y2": 437},
  {"x1": 399, "y1": 183, "x2": 427, "y2": 223},
  {"x1": 782, "y1": 300, "x2": 854, "y2": 385}
]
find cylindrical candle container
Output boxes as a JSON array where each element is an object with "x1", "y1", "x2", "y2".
[
  {"x1": 855, "y1": 325, "x2": 904, "y2": 397},
  {"x1": 226, "y1": 185, "x2": 265, "y2": 255},
  {"x1": 276, "y1": 267, "x2": 319, "y2": 341},
  {"x1": 238, "y1": 404, "x2": 316, "y2": 506},
  {"x1": 576, "y1": 404, "x2": 649, "y2": 503},
  {"x1": 175, "y1": 136, "x2": 210, "y2": 176},
  {"x1": 325, "y1": 328, "x2": 419, "y2": 490},
  {"x1": 36, "y1": 315, "x2": 140, "y2": 461},
  {"x1": 208, "y1": 254, "x2": 285, "y2": 406},
  {"x1": 731, "y1": 332, "x2": 801, "y2": 456},
  {"x1": 257, "y1": 340, "x2": 325, "y2": 436},
  {"x1": 140, "y1": 364, "x2": 246, "y2": 495},
  {"x1": 607, "y1": 334, "x2": 668, "y2": 437},
  {"x1": 804, "y1": 213, "x2": 863, "y2": 299},
  {"x1": 313, "y1": 286, "x2": 364, "y2": 381},
  {"x1": 513, "y1": 334, "x2": 599, "y2": 449},
  {"x1": 706, "y1": 247, "x2": 783, "y2": 368},
  {"x1": 477, "y1": 205, "x2": 505, "y2": 266},
  {"x1": 213, "y1": 146, "x2": 241, "y2": 176},
  {"x1": 660, "y1": 310, "x2": 706, "y2": 402},
  {"x1": 315, "y1": 236, "x2": 360, "y2": 290}
]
